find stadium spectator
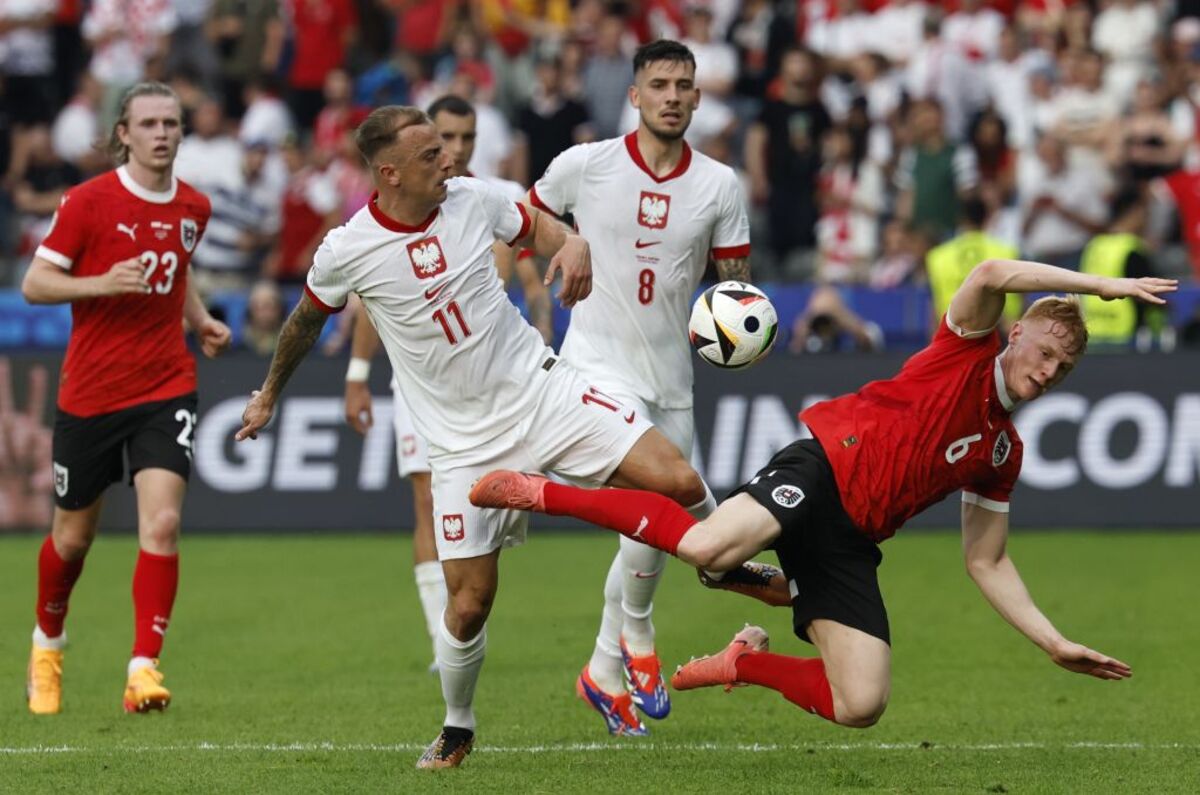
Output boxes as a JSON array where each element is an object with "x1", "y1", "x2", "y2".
[
  {"x1": 166, "y1": 0, "x2": 219, "y2": 90},
  {"x1": 0, "y1": 0, "x2": 59, "y2": 184},
  {"x1": 895, "y1": 99, "x2": 979, "y2": 244},
  {"x1": 1108, "y1": 78, "x2": 1186, "y2": 186},
  {"x1": 21, "y1": 82, "x2": 231, "y2": 717},
  {"x1": 582, "y1": 10, "x2": 634, "y2": 140},
  {"x1": 745, "y1": 45, "x2": 831, "y2": 278},
  {"x1": 969, "y1": 110, "x2": 1018, "y2": 219},
  {"x1": 1079, "y1": 186, "x2": 1161, "y2": 348},
  {"x1": 1091, "y1": 0, "x2": 1158, "y2": 108},
  {"x1": 51, "y1": 73, "x2": 106, "y2": 176},
  {"x1": 814, "y1": 123, "x2": 884, "y2": 284},
  {"x1": 10, "y1": 125, "x2": 81, "y2": 278},
  {"x1": 237, "y1": 104, "x2": 707, "y2": 770},
  {"x1": 206, "y1": 0, "x2": 284, "y2": 120},
  {"x1": 240, "y1": 279, "x2": 285, "y2": 355},
  {"x1": 313, "y1": 69, "x2": 370, "y2": 158},
  {"x1": 261, "y1": 136, "x2": 340, "y2": 284},
  {"x1": 1048, "y1": 49, "x2": 1119, "y2": 185},
  {"x1": 904, "y1": 12, "x2": 985, "y2": 142},
  {"x1": 1018, "y1": 132, "x2": 1107, "y2": 269},
  {"x1": 926, "y1": 196, "x2": 1022, "y2": 334},
  {"x1": 284, "y1": 0, "x2": 358, "y2": 132},
  {"x1": 514, "y1": 51, "x2": 592, "y2": 188},
  {"x1": 81, "y1": 0, "x2": 177, "y2": 129},
  {"x1": 943, "y1": 0, "x2": 1004, "y2": 63},
  {"x1": 238, "y1": 77, "x2": 294, "y2": 149},
  {"x1": 985, "y1": 25, "x2": 1044, "y2": 151},
  {"x1": 173, "y1": 97, "x2": 242, "y2": 192},
  {"x1": 471, "y1": 263, "x2": 1176, "y2": 731},
  {"x1": 190, "y1": 141, "x2": 282, "y2": 295},
  {"x1": 788, "y1": 284, "x2": 884, "y2": 354}
]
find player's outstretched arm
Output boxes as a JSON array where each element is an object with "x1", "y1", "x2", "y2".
[
  {"x1": 961, "y1": 502, "x2": 1132, "y2": 681},
  {"x1": 236, "y1": 293, "x2": 329, "y2": 441},
  {"x1": 516, "y1": 204, "x2": 591, "y2": 308},
  {"x1": 344, "y1": 306, "x2": 383, "y2": 435},
  {"x1": 21, "y1": 256, "x2": 150, "y2": 304},
  {"x1": 948, "y1": 258, "x2": 1178, "y2": 334}
]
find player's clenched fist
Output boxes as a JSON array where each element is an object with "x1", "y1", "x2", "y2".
[
  {"x1": 235, "y1": 389, "x2": 274, "y2": 441},
  {"x1": 196, "y1": 317, "x2": 232, "y2": 358},
  {"x1": 102, "y1": 258, "x2": 151, "y2": 295}
]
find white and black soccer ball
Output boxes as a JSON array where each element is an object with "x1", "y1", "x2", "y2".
[{"x1": 688, "y1": 281, "x2": 779, "y2": 369}]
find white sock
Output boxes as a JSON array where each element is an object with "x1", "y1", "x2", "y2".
[
  {"x1": 435, "y1": 617, "x2": 486, "y2": 731},
  {"x1": 618, "y1": 536, "x2": 664, "y2": 655},
  {"x1": 414, "y1": 561, "x2": 447, "y2": 661},
  {"x1": 618, "y1": 486, "x2": 714, "y2": 655},
  {"x1": 127, "y1": 656, "x2": 156, "y2": 676},
  {"x1": 32, "y1": 626, "x2": 66, "y2": 651},
  {"x1": 588, "y1": 554, "x2": 625, "y2": 694}
]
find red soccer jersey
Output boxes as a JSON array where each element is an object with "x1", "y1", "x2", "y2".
[
  {"x1": 801, "y1": 317, "x2": 1023, "y2": 542},
  {"x1": 35, "y1": 167, "x2": 211, "y2": 417}
]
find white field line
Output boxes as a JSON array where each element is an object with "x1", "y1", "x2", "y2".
[{"x1": 1, "y1": 740, "x2": 1198, "y2": 755}]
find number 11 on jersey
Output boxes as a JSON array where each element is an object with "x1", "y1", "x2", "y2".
[{"x1": 433, "y1": 301, "x2": 472, "y2": 344}]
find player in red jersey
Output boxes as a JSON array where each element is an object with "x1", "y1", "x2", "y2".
[
  {"x1": 20, "y1": 82, "x2": 231, "y2": 715},
  {"x1": 470, "y1": 258, "x2": 1176, "y2": 728}
]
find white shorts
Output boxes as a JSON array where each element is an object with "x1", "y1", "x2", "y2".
[
  {"x1": 390, "y1": 379, "x2": 430, "y2": 477},
  {"x1": 430, "y1": 359, "x2": 653, "y2": 561},
  {"x1": 588, "y1": 382, "x2": 696, "y2": 461}
]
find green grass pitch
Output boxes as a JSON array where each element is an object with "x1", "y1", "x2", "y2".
[{"x1": 2, "y1": 530, "x2": 1198, "y2": 793}]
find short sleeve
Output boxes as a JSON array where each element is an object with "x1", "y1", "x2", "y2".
[
  {"x1": 530, "y1": 144, "x2": 589, "y2": 216},
  {"x1": 711, "y1": 170, "x2": 751, "y2": 259},
  {"x1": 304, "y1": 236, "x2": 349, "y2": 313},
  {"x1": 36, "y1": 190, "x2": 90, "y2": 270},
  {"x1": 963, "y1": 443, "x2": 1022, "y2": 511},
  {"x1": 466, "y1": 178, "x2": 530, "y2": 246}
]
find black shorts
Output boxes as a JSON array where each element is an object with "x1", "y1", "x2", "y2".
[
  {"x1": 729, "y1": 438, "x2": 890, "y2": 646},
  {"x1": 51, "y1": 393, "x2": 198, "y2": 510}
]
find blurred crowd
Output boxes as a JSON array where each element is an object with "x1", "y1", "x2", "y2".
[{"x1": 2, "y1": 0, "x2": 1200, "y2": 352}]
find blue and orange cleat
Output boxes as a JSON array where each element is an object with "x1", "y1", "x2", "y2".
[
  {"x1": 620, "y1": 638, "x2": 670, "y2": 720},
  {"x1": 576, "y1": 665, "x2": 648, "y2": 737}
]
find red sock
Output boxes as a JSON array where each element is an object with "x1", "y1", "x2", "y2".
[
  {"x1": 542, "y1": 483, "x2": 697, "y2": 555},
  {"x1": 735, "y1": 653, "x2": 836, "y2": 721},
  {"x1": 36, "y1": 535, "x2": 85, "y2": 638},
  {"x1": 131, "y1": 550, "x2": 179, "y2": 659}
]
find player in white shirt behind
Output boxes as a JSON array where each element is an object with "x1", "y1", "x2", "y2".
[
  {"x1": 529, "y1": 39, "x2": 751, "y2": 735},
  {"x1": 341, "y1": 95, "x2": 552, "y2": 676},
  {"x1": 236, "y1": 105, "x2": 710, "y2": 769}
]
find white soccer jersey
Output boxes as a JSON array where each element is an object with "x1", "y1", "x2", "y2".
[
  {"x1": 306, "y1": 178, "x2": 552, "y2": 458},
  {"x1": 531, "y1": 133, "x2": 750, "y2": 409}
]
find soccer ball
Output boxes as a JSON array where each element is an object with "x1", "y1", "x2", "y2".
[{"x1": 688, "y1": 281, "x2": 778, "y2": 369}]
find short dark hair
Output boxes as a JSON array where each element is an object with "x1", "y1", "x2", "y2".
[
  {"x1": 354, "y1": 105, "x2": 430, "y2": 164},
  {"x1": 961, "y1": 195, "x2": 989, "y2": 227},
  {"x1": 426, "y1": 94, "x2": 475, "y2": 120},
  {"x1": 632, "y1": 39, "x2": 695, "y2": 75}
]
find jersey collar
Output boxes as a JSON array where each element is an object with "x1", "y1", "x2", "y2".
[
  {"x1": 623, "y1": 132, "x2": 692, "y2": 184},
  {"x1": 368, "y1": 192, "x2": 439, "y2": 233},
  {"x1": 116, "y1": 165, "x2": 178, "y2": 204},
  {"x1": 993, "y1": 355, "x2": 1017, "y2": 413}
]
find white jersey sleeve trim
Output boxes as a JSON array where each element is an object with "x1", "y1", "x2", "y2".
[
  {"x1": 945, "y1": 312, "x2": 996, "y2": 340},
  {"x1": 962, "y1": 491, "x2": 1010, "y2": 513},
  {"x1": 35, "y1": 245, "x2": 72, "y2": 270}
]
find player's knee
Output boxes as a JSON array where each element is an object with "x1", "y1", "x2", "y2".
[
  {"x1": 51, "y1": 514, "x2": 97, "y2": 558},
  {"x1": 447, "y1": 589, "x2": 494, "y2": 637},
  {"x1": 835, "y1": 692, "x2": 888, "y2": 729},
  {"x1": 140, "y1": 508, "x2": 182, "y2": 551},
  {"x1": 664, "y1": 464, "x2": 706, "y2": 508}
]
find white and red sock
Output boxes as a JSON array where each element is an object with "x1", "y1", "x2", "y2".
[
  {"x1": 35, "y1": 534, "x2": 84, "y2": 642},
  {"x1": 542, "y1": 483, "x2": 698, "y2": 555},
  {"x1": 131, "y1": 550, "x2": 178, "y2": 659}
]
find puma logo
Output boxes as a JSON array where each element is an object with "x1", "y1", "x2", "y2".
[
  {"x1": 116, "y1": 222, "x2": 138, "y2": 241},
  {"x1": 632, "y1": 516, "x2": 649, "y2": 539}
]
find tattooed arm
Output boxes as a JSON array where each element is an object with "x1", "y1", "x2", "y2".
[
  {"x1": 236, "y1": 293, "x2": 330, "y2": 441},
  {"x1": 715, "y1": 256, "x2": 751, "y2": 284}
]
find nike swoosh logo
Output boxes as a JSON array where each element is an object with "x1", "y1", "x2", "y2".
[
  {"x1": 624, "y1": 411, "x2": 636, "y2": 424},
  {"x1": 634, "y1": 240, "x2": 660, "y2": 249},
  {"x1": 424, "y1": 283, "x2": 447, "y2": 300}
]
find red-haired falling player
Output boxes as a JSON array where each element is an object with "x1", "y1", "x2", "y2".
[
  {"x1": 22, "y1": 82, "x2": 230, "y2": 715},
  {"x1": 471, "y1": 259, "x2": 1175, "y2": 727}
]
